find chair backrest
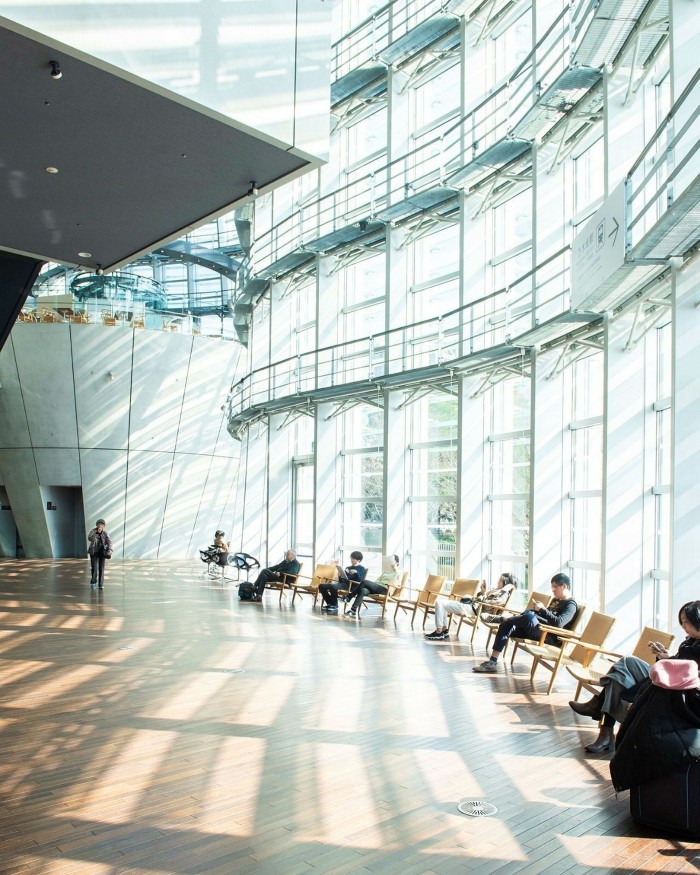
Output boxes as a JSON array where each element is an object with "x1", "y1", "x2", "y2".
[
  {"x1": 450, "y1": 578, "x2": 481, "y2": 599},
  {"x1": 388, "y1": 570, "x2": 409, "y2": 598},
  {"x1": 309, "y1": 564, "x2": 338, "y2": 589},
  {"x1": 526, "y1": 591, "x2": 553, "y2": 611},
  {"x1": 419, "y1": 574, "x2": 447, "y2": 605},
  {"x1": 569, "y1": 611, "x2": 615, "y2": 664},
  {"x1": 631, "y1": 626, "x2": 676, "y2": 665}
]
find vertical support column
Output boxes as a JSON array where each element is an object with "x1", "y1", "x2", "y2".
[
  {"x1": 529, "y1": 348, "x2": 566, "y2": 590},
  {"x1": 671, "y1": 261, "x2": 700, "y2": 610},
  {"x1": 238, "y1": 421, "x2": 269, "y2": 563},
  {"x1": 313, "y1": 400, "x2": 338, "y2": 566},
  {"x1": 532, "y1": 141, "x2": 565, "y2": 322},
  {"x1": 602, "y1": 313, "x2": 652, "y2": 644},
  {"x1": 383, "y1": 388, "x2": 406, "y2": 566},
  {"x1": 266, "y1": 412, "x2": 293, "y2": 559},
  {"x1": 385, "y1": 225, "x2": 408, "y2": 374},
  {"x1": 457, "y1": 377, "x2": 486, "y2": 578},
  {"x1": 604, "y1": 64, "x2": 645, "y2": 191}
]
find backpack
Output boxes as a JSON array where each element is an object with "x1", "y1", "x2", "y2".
[{"x1": 238, "y1": 582, "x2": 255, "y2": 600}]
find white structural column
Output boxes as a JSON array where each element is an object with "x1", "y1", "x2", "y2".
[
  {"x1": 532, "y1": 140, "x2": 565, "y2": 323},
  {"x1": 604, "y1": 64, "x2": 644, "y2": 191},
  {"x1": 266, "y1": 413, "x2": 294, "y2": 560},
  {"x1": 313, "y1": 400, "x2": 338, "y2": 566},
  {"x1": 238, "y1": 422, "x2": 269, "y2": 562},
  {"x1": 529, "y1": 348, "x2": 566, "y2": 589},
  {"x1": 457, "y1": 377, "x2": 486, "y2": 579},
  {"x1": 602, "y1": 312, "x2": 652, "y2": 643},
  {"x1": 670, "y1": 260, "x2": 700, "y2": 609},
  {"x1": 312, "y1": 254, "x2": 342, "y2": 566},
  {"x1": 383, "y1": 387, "x2": 406, "y2": 564}
]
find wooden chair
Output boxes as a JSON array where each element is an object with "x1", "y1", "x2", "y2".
[
  {"x1": 392, "y1": 574, "x2": 446, "y2": 623},
  {"x1": 480, "y1": 591, "x2": 553, "y2": 655},
  {"x1": 291, "y1": 564, "x2": 338, "y2": 606},
  {"x1": 566, "y1": 626, "x2": 676, "y2": 702},
  {"x1": 521, "y1": 610, "x2": 616, "y2": 695},
  {"x1": 509, "y1": 599, "x2": 587, "y2": 666},
  {"x1": 417, "y1": 577, "x2": 481, "y2": 631},
  {"x1": 132, "y1": 316, "x2": 146, "y2": 329},
  {"x1": 264, "y1": 563, "x2": 303, "y2": 606},
  {"x1": 162, "y1": 317, "x2": 180, "y2": 332},
  {"x1": 70, "y1": 310, "x2": 91, "y2": 324},
  {"x1": 361, "y1": 570, "x2": 409, "y2": 619},
  {"x1": 453, "y1": 581, "x2": 515, "y2": 643},
  {"x1": 18, "y1": 308, "x2": 38, "y2": 323},
  {"x1": 39, "y1": 308, "x2": 60, "y2": 323},
  {"x1": 102, "y1": 311, "x2": 118, "y2": 326}
]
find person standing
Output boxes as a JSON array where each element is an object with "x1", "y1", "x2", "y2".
[{"x1": 88, "y1": 518, "x2": 113, "y2": 590}]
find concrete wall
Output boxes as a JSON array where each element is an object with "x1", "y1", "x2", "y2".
[{"x1": 0, "y1": 323, "x2": 240, "y2": 558}]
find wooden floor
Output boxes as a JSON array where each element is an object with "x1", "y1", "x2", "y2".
[{"x1": 0, "y1": 560, "x2": 697, "y2": 875}]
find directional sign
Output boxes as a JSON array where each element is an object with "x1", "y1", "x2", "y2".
[{"x1": 571, "y1": 181, "x2": 626, "y2": 309}]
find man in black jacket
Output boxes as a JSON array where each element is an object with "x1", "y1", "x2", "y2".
[
  {"x1": 252, "y1": 549, "x2": 300, "y2": 600},
  {"x1": 473, "y1": 573, "x2": 577, "y2": 673}
]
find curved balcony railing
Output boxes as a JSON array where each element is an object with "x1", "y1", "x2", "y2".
[
  {"x1": 227, "y1": 246, "x2": 573, "y2": 428},
  {"x1": 253, "y1": 6, "x2": 575, "y2": 278}
]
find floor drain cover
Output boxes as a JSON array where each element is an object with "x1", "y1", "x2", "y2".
[
  {"x1": 223, "y1": 668, "x2": 245, "y2": 674},
  {"x1": 117, "y1": 646, "x2": 133, "y2": 651},
  {"x1": 457, "y1": 800, "x2": 498, "y2": 817}
]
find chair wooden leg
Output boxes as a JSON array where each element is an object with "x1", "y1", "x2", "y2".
[
  {"x1": 380, "y1": 600, "x2": 387, "y2": 619},
  {"x1": 510, "y1": 641, "x2": 520, "y2": 665},
  {"x1": 529, "y1": 657, "x2": 539, "y2": 682},
  {"x1": 469, "y1": 617, "x2": 479, "y2": 644},
  {"x1": 410, "y1": 603, "x2": 420, "y2": 626}
]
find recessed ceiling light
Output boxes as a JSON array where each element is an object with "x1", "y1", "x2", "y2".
[
  {"x1": 78, "y1": 251, "x2": 92, "y2": 258},
  {"x1": 46, "y1": 167, "x2": 59, "y2": 174}
]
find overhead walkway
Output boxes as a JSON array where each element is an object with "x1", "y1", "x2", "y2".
[
  {"x1": 233, "y1": 0, "x2": 671, "y2": 346},
  {"x1": 227, "y1": 57, "x2": 700, "y2": 436}
]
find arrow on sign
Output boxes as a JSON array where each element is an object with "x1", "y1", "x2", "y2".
[{"x1": 608, "y1": 217, "x2": 619, "y2": 246}]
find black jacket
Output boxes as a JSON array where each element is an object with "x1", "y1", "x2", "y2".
[
  {"x1": 269, "y1": 558, "x2": 300, "y2": 577},
  {"x1": 610, "y1": 641, "x2": 700, "y2": 791}
]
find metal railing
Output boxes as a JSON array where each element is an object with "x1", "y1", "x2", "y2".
[
  {"x1": 228, "y1": 246, "x2": 571, "y2": 419},
  {"x1": 627, "y1": 67, "x2": 700, "y2": 252},
  {"x1": 253, "y1": 7, "x2": 572, "y2": 278}
]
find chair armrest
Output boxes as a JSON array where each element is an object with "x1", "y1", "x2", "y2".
[
  {"x1": 534, "y1": 624, "x2": 583, "y2": 645},
  {"x1": 571, "y1": 643, "x2": 623, "y2": 659}
]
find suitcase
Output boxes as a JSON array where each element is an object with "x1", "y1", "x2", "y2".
[{"x1": 630, "y1": 763, "x2": 700, "y2": 837}]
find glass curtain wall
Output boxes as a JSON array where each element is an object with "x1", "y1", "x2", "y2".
[{"x1": 224, "y1": 0, "x2": 692, "y2": 635}]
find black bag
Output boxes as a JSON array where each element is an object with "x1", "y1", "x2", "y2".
[
  {"x1": 238, "y1": 582, "x2": 255, "y2": 600},
  {"x1": 630, "y1": 763, "x2": 700, "y2": 837}
]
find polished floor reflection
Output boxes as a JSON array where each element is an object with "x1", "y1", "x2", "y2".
[{"x1": 0, "y1": 559, "x2": 694, "y2": 874}]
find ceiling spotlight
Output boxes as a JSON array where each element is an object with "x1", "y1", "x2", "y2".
[
  {"x1": 45, "y1": 166, "x2": 59, "y2": 174},
  {"x1": 248, "y1": 181, "x2": 259, "y2": 197},
  {"x1": 78, "y1": 251, "x2": 91, "y2": 258},
  {"x1": 49, "y1": 60, "x2": 62, "y2": 79}
]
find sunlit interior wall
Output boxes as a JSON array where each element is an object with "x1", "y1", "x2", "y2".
[
  {"x1": 0, "y1": 325, "x2": 241, "y2": 559},
  {"x1": 227, "y1": 0, "x2": 700, "y2": 644}
]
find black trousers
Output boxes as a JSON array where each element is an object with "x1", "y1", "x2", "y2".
[
  {"x1": 90, "y1": 554, "x2": 106, "y2": 585},
  {"x1": 350, "y1": 581, "x2": 387, "y2": 611},
  {"x1": 253, "y1": 568, "x2": 281, "y2": 597},
  {"x1": 319, "y1": 582, "x2": 341, "y2": 606}
]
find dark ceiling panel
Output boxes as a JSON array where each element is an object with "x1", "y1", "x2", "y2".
[{"x1": 0, "y1": 21, "x2": 314, "y2": 271}]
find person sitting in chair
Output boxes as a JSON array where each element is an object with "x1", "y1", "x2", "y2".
[
  {"x1": 345, "y1": 554, "x2": 400, "y2": 617},
  {"x1": 252, "y1": 549, "x2": 301, "y2": 601},
  {"x1": 570, "y1": 600, "x2": 700, "y2": 754},
  {"x1": 319, "y1": 551, "x2": 366, "y2": 614},
  {"x1": 473, "y1": 573, "x2": 577, "y2": 673},
  {"x1": 213, "y1": 530, "x2": 229, "y2": 567},
  {"x1": 424, "y1": 572, "x2": 517, "y2": 640}
]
